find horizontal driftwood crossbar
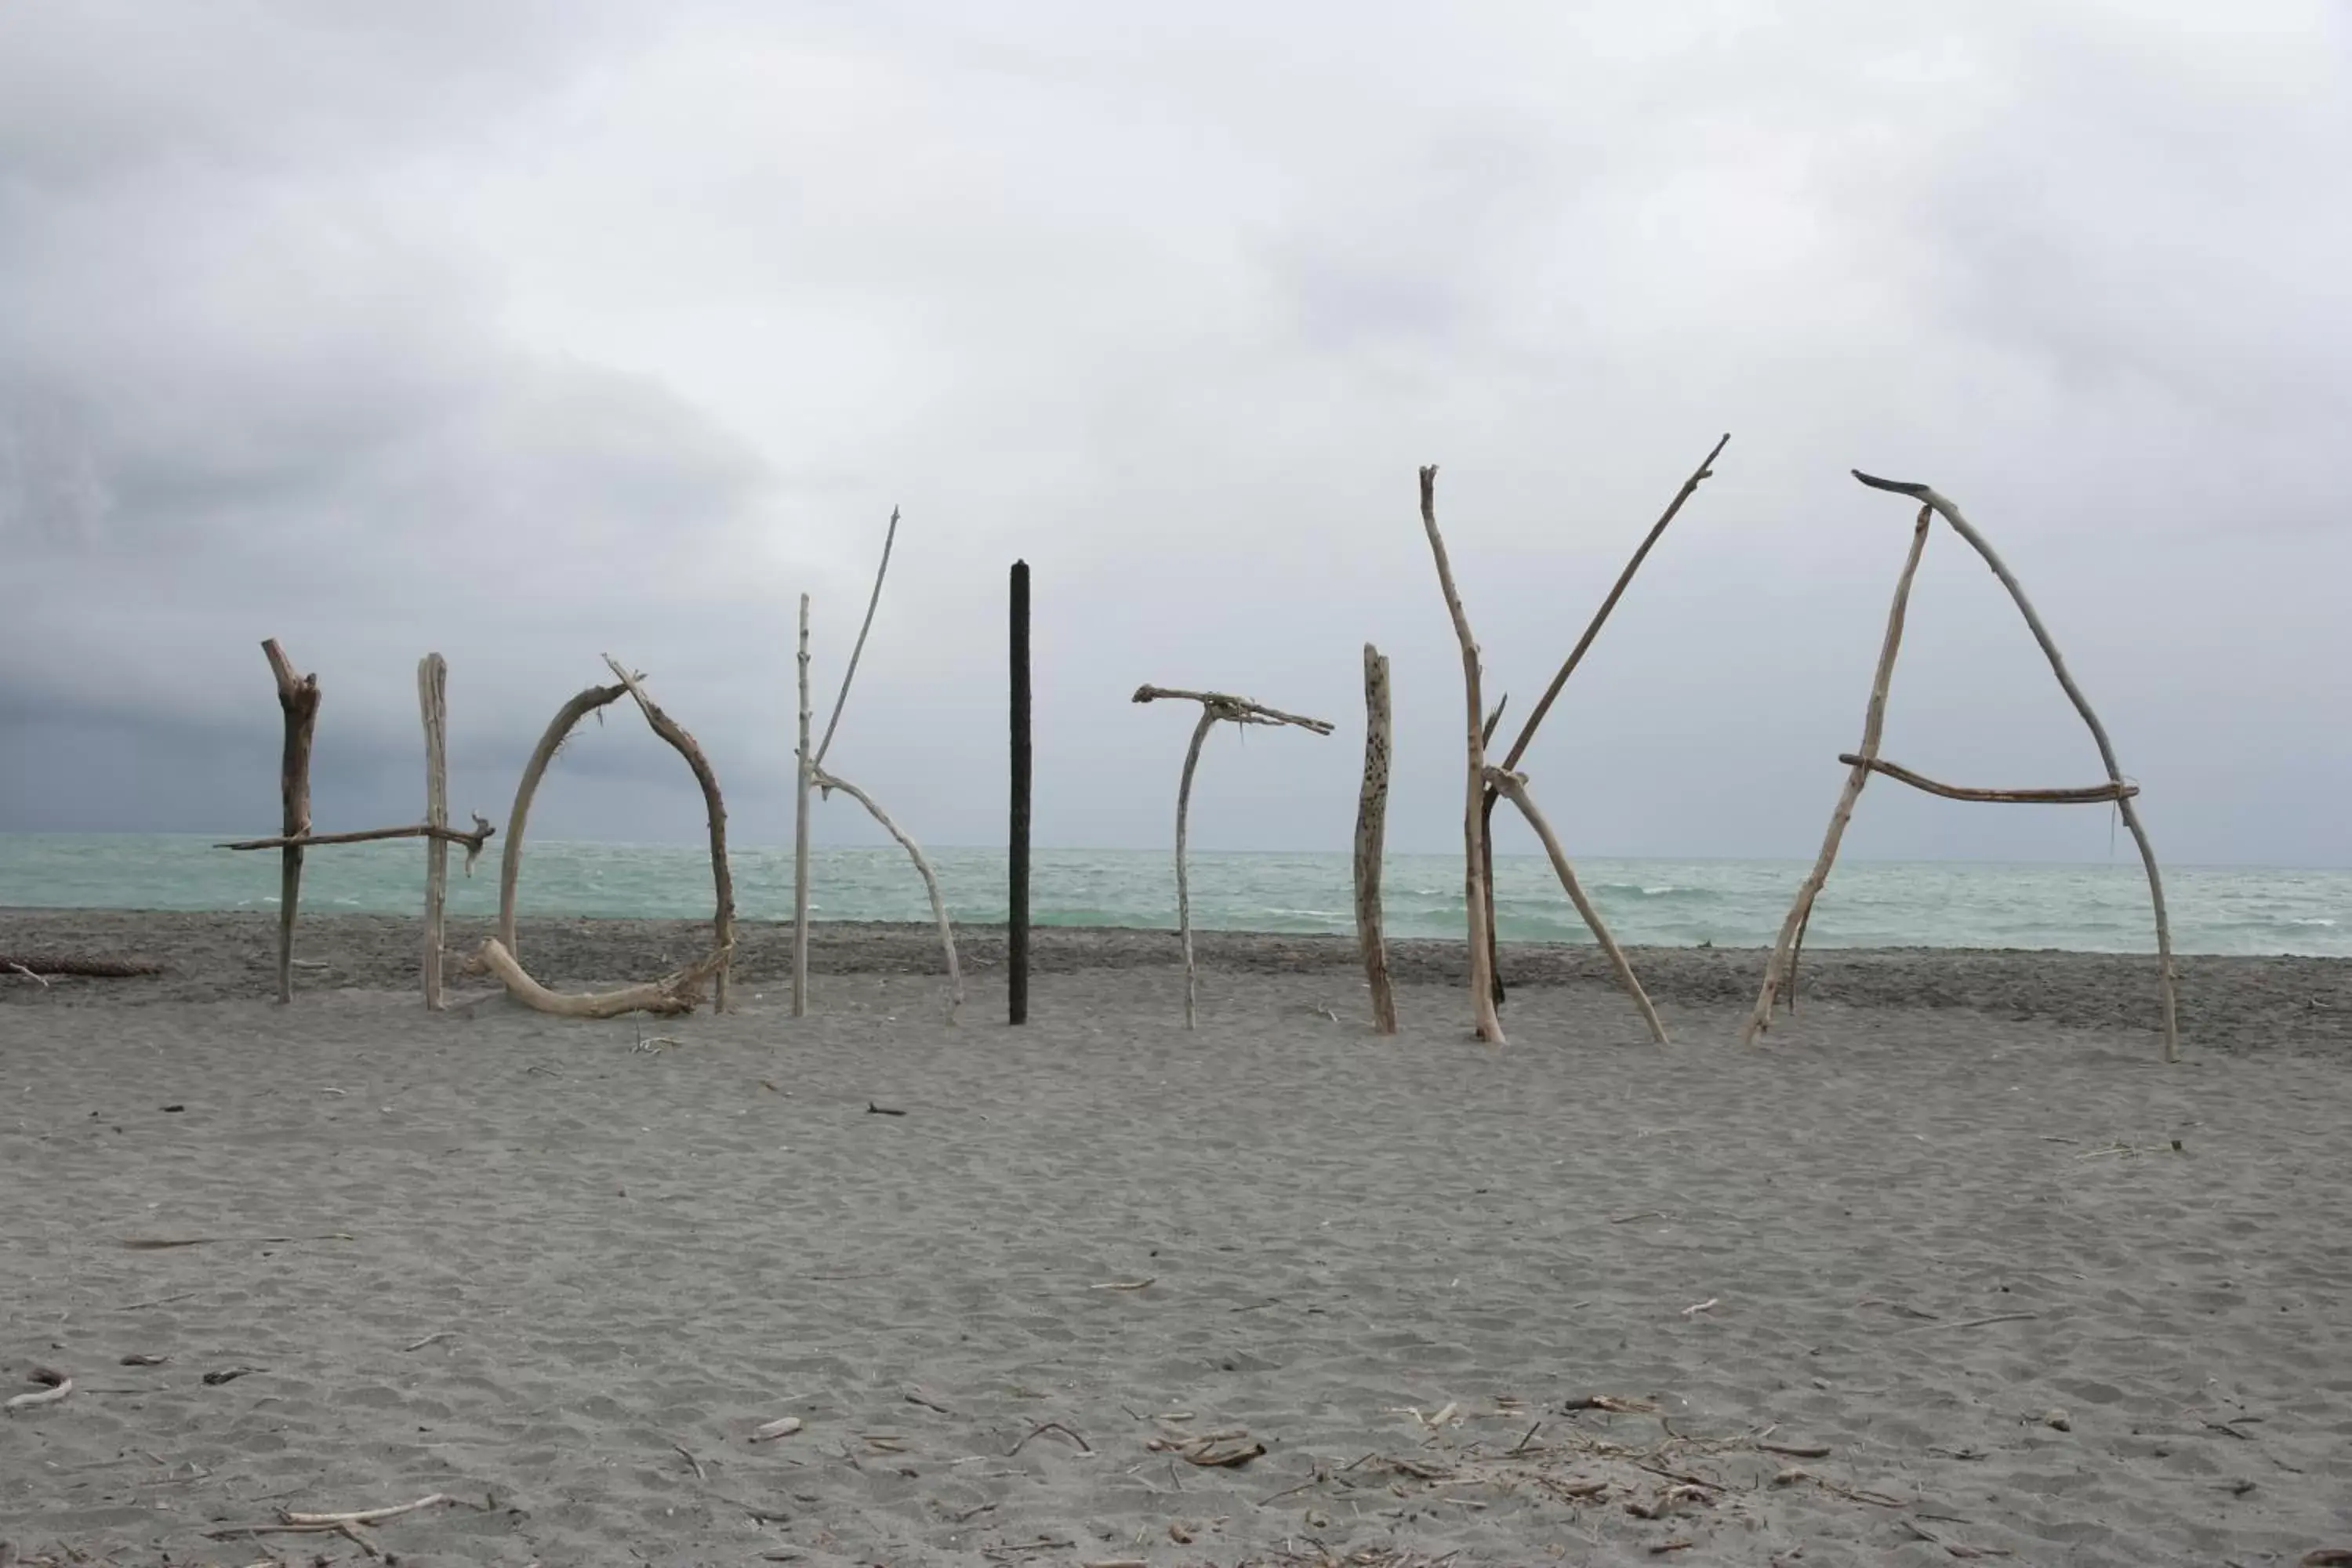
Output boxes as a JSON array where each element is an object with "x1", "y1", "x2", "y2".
[
  {"x1": 218, "y1": 815, "x2": 495, "y2": 855},
  {"x1": 1838, "y1": 754, "x2": 2138, "y2": 804},
  {"x1": 1131, "y1": 685, "x2": 1336, "y2": 735}
]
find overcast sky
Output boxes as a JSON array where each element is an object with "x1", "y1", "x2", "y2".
[{"x1": 2, "y1": 1, "x2": 2347, "y2": 868}]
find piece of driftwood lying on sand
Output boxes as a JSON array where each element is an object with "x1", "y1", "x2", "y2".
[
  {"x1": 2, "y1": 955, "x2": 165, "y2": 980},
  {"x1": 1133, "y1": 684, "x2": 1334, "y2": 1028},
  {"x1": 463, "y1": 935, "x2": 727, "y2": 1020}
]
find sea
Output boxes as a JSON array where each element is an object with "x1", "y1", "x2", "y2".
[{"x1": 1, "y1": 834, "x2": 2346, "y2": 956}]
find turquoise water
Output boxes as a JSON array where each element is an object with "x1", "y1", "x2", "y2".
[{"x1": 2, "y1": 833, "x2": 2346, "y2": 956}]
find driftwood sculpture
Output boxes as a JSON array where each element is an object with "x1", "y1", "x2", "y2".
[
  {"x1": 794, "y1": 511, "x2": 964, "y2": 1022},
  {"x1": 1478, "y1": 435, "x2": 1729, "y2": 1007},
  {"x1": 476, "y1": 656, "x2": 733, "y2": 1020},
  {"x1": 220, "y1": 640, "x2": 494, "y2": 1007},
  {"x1": 1744, "y1": 473, "x2": 2180, "y2": 1061},
  {"x1": 1132, "y1": 684, "x2": 1334, "y2": 1028},
  {"x1": 1354, "y1": 644, "x2": 1398, "y2": 1034},
  {"x1": 1416, "y1": 466, "x2": 1675, "y2": 1047}
]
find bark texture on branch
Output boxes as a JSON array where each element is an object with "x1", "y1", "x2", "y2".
[
  {"x1": 1746, "y1": 508, "x2": 1933, "y2": 1044},
  {"x1": 1485, "y1": 766, "x2": 1668, "y2": 1046},
  {"x1": 1355, "y1": 644, "x2": 1398, "y2": 1035},
  {"x1": 261, "y1": 639, "x2": 321, "y2": 1004},
  {"x1": 419, "y1": 653, "x2": 450, "y2": 1010},
  {"x1": 220, "y1": 819, "x2": 492, "y2": 857},
  {"x1": 1131, "y1": 686, "x2": 1337, "y2": 735},
  {"x1": 1851, "y1": 470, "x2": 2179, "y2": 1061},
  {"x1": 1416, "y1": 466, "x2": 1504, "y2": 1044},
  {"x1": 1835, "y1": 754, "x2": 2140, "y2": 804},
  {"x1": 499, "y1": 683, "x2": 626, "y2": 961},
  {"x1": 811, "y1": 765, "x2": 963, "y2": 1022}
]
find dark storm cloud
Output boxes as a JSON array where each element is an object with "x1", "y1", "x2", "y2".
[{"x1": 2, "y1": 1, "x2": 2347, "y2": 868}]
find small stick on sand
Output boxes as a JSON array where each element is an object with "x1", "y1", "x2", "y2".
[
  {"x1": 672, "y1": 1441, "x2": 706, "y2": 1481},
  {"x1": 1915, "y1": 1312, "x2": 2038, "y2": 1332},
  {"x1": 400, "y1": 1330, "x2": 456, "y2": 1353},
  {"x1": 279, "y1": 1494, "x2": 461, "y2": 1527},
  {"x1": 5, "y1": 963, "x2": 49, "y2": 988},
  {"x1": 3, "y1": 1367, "x2": 73, "y2": 1413},
  {"x1": 751, "y1": 1416, "x2": 804, "y2": 1442},
  {"x1": 1009, "y1": 1421, "x2": 1091, "y2": 1457}
]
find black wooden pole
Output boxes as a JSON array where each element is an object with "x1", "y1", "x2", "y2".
[{"x1": 1008, "y1": 560, "x2": 1032, "y2": 1024}]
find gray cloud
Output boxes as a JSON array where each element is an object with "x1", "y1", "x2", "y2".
[{"x1": 2, "y1": 1, "x2": 2347, "y2": 869}]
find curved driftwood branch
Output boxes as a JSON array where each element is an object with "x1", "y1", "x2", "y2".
[
  {"x1": 1835, "y1": 754, "x2": 2140, "y2": 804},
  {"x1": 601, "y1": 655, "x2": 736, "y2": 1013},
  {"x1": 1482, "y1": 434, "x2": 1731, "y2": 1007},
  {"x1": 815, "y1": 506, "x2": 899, "y2": 770},
  {"x1": 261, "y1": 638, "x2": 321, "y2": 1004},
  {"x1": 1355, "y1": 644, "x2": 1398, "y2": 1035},
  {"x1": 463, "y1": 936, "x2": 724, "y2": 1020},
  {"x1": 1417, "y1": 465, "x2": 1504, "y2": 1044},
  {"x1": 811, "y1": 765, "x2": 963, "y2": 1022},
  {"x1": 1746, "y1": 508, "x2": 1933, "y2": 1044},
  {"x1": 1173, "y1": 706, "x2": 1218, "y2": 1029},
  {"x1": 1141, "y1": 682, "x2": 1334, "y2": 1027},
  {"x1": 793, "y1": 594, "x2": 814, "y2": 1018},
  {"x1": 1131, "y1": 686, "x2": 1336, "y2": 735},
  {"x1": 499, "y1": 682, "x2": 626, "y2": 960},
  {"x1": 1486, "y1": 767, "x2": 1668, "y2": 1047},
  {"x1": 1853, "y1": 470, "x2": 2177, "y2": 1060}
]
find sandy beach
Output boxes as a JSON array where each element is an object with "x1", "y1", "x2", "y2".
[{"x1": 4, "y1": 913, "x2": 2350, "y2": 1566}]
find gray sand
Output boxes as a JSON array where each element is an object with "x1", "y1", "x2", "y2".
[{"x1": 4, "y1": 913, "x2": 2351, "y2": 1566}]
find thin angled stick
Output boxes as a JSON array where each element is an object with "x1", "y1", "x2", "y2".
[
  {"x1": 1744, "y1": 507, "x2": 1933, "y2": 1043},
  {"x1": 1131, "y1": 686, "x2": 1336, "y2": 734},
  {"x1": 811, "y1": 765, "x2": 963, "y2": 1022},
  {"x1": 1486, "y1": 767, "x2": 1668, "y2": 1046},
  {"x1": 601, "y1": 655, "x2": 736, "y2": 1013},
  {"x1": 498, "y1": 683, "x2": 626, "y2": 961},
  {"x1": 1417, "y1": 465, "x2": 1504, "y2": 1044},
  {"x1": 418, "y1": 654, "x2": 449, "y2": 1011},
  {"x1": 261, "y1": 640, "x2": 321, "y2": 1004},
  {"x1": 1355, "y1": 644, "x2": 1398, "y2": 1035},
  {"x1": 815, "y1": 506, "x2": 899, "y2": 770},
  {"x1": 1174, "y1": 706, "x2": 1218, "y2": 1029},
  {"x1": 1482, "y1": 434, "x2": 1730, "y2": 1002},
  {"x1": 280, "y1": 1494, "x2": 460, "y2": 1527},
  {"x1": 1853, "y1": 470, "x2": 2178, "y2": 1060},
  {"x1": 793, "y1": 593, "x2": 814, "y2": 1019},
  {"x1": 1835, "y1": 754, "x2": 2140, "y2": 804}
]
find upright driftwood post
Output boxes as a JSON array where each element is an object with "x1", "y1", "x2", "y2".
[
  {"x1": 1134, "y1": 686, "x2": 1334, "y2": 1029},
  {"x1": 260, "y1": 639, "x2": 321, "y2": 1004},
  {"x1": 1415, "y1": 466, "x2": 1504, "y2": 1044},
  {"x1": 418, "y1": 653, "x2": 449, "y2": 1010},
  {"x1": 1480, "y1": 435, "x2": 1730, "y2": 1006},
  {"x1": 499, "y1": 682, "x2": 625, "y2": 962},
  {"x1": 1851, "y1": 471, "x2": 2180, "y2": 1062},
  {"x1": 1744, "y1": 508, "x2": 1933, "y2": 1043},
  {"x1": 1355, "y1": 644, "x2": 1398, "y2": 1034},
  {"x1": 1009, "y1": 561, "x2": 1033, "y2": 1025},
  {"x1": 793, "y1": 594, "x2": 814, "y2": 1019}
]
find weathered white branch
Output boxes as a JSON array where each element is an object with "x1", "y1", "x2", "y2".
[
  {"x1": 1835, "y1": 754, "x2": 2140, "y2": 804},
  {"x1": 1138, "y1": 682, "x2": 1334, "y2": 1028},
  {"x1": 1355, "y1": 644, "x2": 1398, "y2": 1035},
  {"x1": 811, "y1": 765, "x2": 963, "y2": 1022},
  {"x1": 793, "y1": 593, "x2": 814, "y2": 1019},
  {"x1": 463, "y1": 936, "x2": 724, "y2": 1020},
  {"x1": 1853, "y1": 470, "x2": 2179, "y2": 1061},
  {"x1": 1416, "y1": 465, "x2": 1504, "y2": 1044},
  {"x1": 600, "y1": 655, "x2": 738, "y2": 1012},
  {"x1": 1746, "y1": 508, "x2": 1933, "y2": 1044},
  {"x1": 499, "y1": 683, "x2": 626, "y2": 960},
  {"x1": 1486, "y1": 767, "x2": 1668, "y2": 1047},
  {"x1": 221, "y1": 819, "x2": 492, "y2": 859},
  {"x1": 815, "y1": 506, "x2": 899, "y2": 769}
]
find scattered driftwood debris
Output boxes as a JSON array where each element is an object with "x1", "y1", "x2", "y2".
[
  {"x1": 1747, "y1": 472, "x2": 2180, "y2": 1061},
  {"x1": 2, "y1": 1367, "x2": 72, "y2": 1414},
  {"x1": 1132, "y1": 684, "x2": 1334, "y2": 1027}
]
